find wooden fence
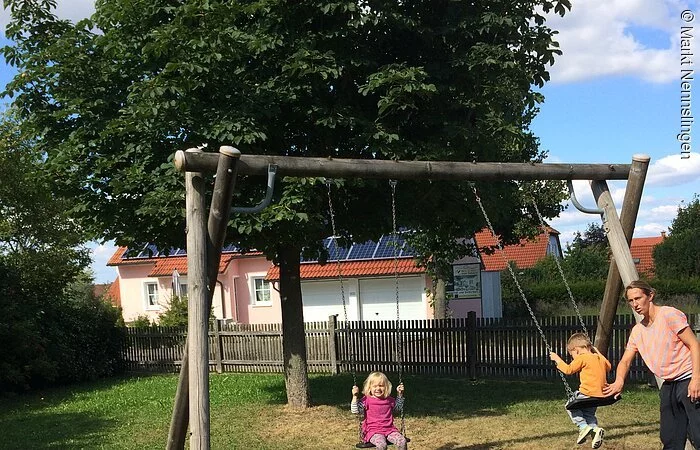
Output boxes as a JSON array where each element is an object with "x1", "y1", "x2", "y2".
[{"x1": 121, "y1": 313, "x2": 700, "y2": 382}]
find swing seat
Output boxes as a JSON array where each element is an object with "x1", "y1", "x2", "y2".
[
  {"x1": 355, "y1": 438, "x2": 411, "y2": 448},
  {"x1": 565, "y1": 394, "x2": 621, "y2": 410}
]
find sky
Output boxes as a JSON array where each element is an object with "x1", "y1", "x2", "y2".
[{"x1": 1, "y1": 0, "x2": 699, "y2": 283}]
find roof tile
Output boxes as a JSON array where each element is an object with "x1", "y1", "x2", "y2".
[
  {"x1": 267, "y1": 258, "x2": 423, "y2": 281},
  {"x1": 630, "y1": 235, "x2": 665, "y2": 277},
  {"x1": 474, "y1": 228, "x2": 554, "y2": 271}
]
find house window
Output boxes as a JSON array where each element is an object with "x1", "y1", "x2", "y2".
[
  {"x1": 547, "y1": 236, "x2": 561, "y2": 258},
  {"x1": 144, "y1": 282, "x2": 160, "y2": 310},
  {"x1": 252, "y1": 277, "x2": 272, "y2": 306}
]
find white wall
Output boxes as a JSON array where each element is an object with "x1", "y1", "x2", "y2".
[{"x1": 480, "y1": 271, "x2": 502, "y2": 318}]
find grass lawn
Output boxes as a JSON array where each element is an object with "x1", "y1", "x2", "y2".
[{"x1": 0, "y1": 372, "x2": 663, "y2": 449}]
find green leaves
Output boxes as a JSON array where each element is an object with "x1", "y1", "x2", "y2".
[
  {"x1": 653, "y1": 196, "x2": 700, "y2": 278},
  {"x1": 3, "y1": 0, "x2": 569, "y2": 269}
]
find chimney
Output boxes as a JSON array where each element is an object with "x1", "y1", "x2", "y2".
[{"x1": 661, "y1": 231, "x2": 667, "y2": 239}]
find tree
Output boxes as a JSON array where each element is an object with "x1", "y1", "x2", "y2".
[
  {"x1": 0, "y1": 113, "x2": 123, "y2": 391},
  {"x1": 4, "y1": 0, "x2": 571, "y2": 406},
  {"x1": 653, "y1": 196, "x2": 700, "y2": 278},
  {"x1": 562, "y1": 222, "x2": 609, "y2": 281}
]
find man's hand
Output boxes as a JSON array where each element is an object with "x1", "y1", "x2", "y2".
[
  {"x1": 688, "y1": 378, "x2": 700, "y2": 402},
  {"x1": 603, "y1": 380, "x2": 623, "y2": 397}
]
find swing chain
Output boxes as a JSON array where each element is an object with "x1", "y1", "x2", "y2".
[
  {"x1": 325, "y1": 180, "x2": 365, "y2": 444},
  {"x1": 389, "y1": 179, "x2": 406, "y2": 435},
  {"x1": 531, "y1": 198, "x2": 589, "y2": 339},
  {"x1": 325, "y1": 179, "x2": 356, "y2": 387},
  {"x1": 471, "y1": 184, "x2": 576, "y2": 400}
]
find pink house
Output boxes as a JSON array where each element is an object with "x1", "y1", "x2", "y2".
[{"x1": 106, "y1": 231, "x2": 561, "y2": 325}]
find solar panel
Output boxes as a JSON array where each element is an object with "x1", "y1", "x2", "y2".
[
  {"x1": 400, "y1": 242, "x2": 416, "y2": 257},
  {"x1": 136, "y1": 244, "x2": 159, "y2": 258},
  {"x1": 374, "y1": 235, "x2": 404, "y2": 258},
  {"x1": 327, "y1": 238, "x2": 351, "y2": 261},
  {"x1": 346, "y1": 240, "x2": 378, "y2": 260},
  {"x1": 173, "y1": 248, "x2": 187, "y2": 255}
]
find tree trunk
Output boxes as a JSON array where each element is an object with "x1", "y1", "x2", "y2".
[
  {"x1": 433, "y1": 277, "x2": 447, "y2": 319},
  {"x1": 278, "y1": 244, "x2": 310, "y2": 408}
]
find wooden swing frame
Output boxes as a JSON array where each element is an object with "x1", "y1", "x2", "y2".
[{"x1": 167, "y1": 149, "x2": 651, "y2": 450}]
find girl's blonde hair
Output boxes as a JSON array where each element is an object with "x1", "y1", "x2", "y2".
[
  {"x1": 567, "y1": 332, "x2": 593, "y2": 352},
  {"x1": 362, "y1": 371, "x2": 392, "y2": 398}
]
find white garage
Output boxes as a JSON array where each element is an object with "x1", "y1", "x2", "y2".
[
  {"x1": 301, "y1": 279, "x2": 359, "y2": 322},
  {"x1": 300, "y1": 276, "x2": 426, "y2": 322},
  {"x1": 359, "y1": 276, "x2": 425, "y2": 321}
]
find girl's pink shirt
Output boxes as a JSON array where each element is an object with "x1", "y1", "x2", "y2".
[{"x1": 361, "y1": 395, "x2": 399, "y2": 441}]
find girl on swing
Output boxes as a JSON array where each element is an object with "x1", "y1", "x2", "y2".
[{"x1": 351, "y1": 371, "x2": 408, "y2": 450}]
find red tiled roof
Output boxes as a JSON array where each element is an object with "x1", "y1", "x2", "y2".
[
  {"x1": 474, "y1": 228, "x2": 556, "y2": 272},
  {"x1": 630, "y1": 235, "x2": 665, "y2": 277},
  {"x1": 147, "y1": 254, "x2": 237, "y2": 276},
  {"x1": 105, "y1": 278, "x2": 121, "y2": 307},
  {"x1": 267, "y1": 258, "x2": 424, "y2": 281},
  {"x1": 107, "y1": 247, "x2": 130, "y2": 266}
]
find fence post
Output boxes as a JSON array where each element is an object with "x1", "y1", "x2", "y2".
[
  {"x1": 328, "y1": 315, "x2": 339, "y2": 375},
  {"x1": 467, "y1": 311, "x2": 477, "y2": 381},
  {"x1": 213, "y1": 320, "x2": 224, "y2": 374}
]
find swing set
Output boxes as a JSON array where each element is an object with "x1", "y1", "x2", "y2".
[
  {"x1": 167, "y1": 149, "x2": 650, "y2": 450},
  {"x1": 326, "y1": 179, "x2": 410, "y2": 448}
]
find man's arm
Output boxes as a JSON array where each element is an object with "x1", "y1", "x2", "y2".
[
  {"x1": 678, "y1": 327, "x2": 700, "y2": 401},
  {"x1": 603, "y1": 347, "x2": 637, "y2": 396}
]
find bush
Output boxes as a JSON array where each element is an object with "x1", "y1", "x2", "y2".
[
  {"x1": 0, "y1": 260, "x2": 125, "y2": 392},
  {"x1": 129, "y1": 314, "x2": 153, "y2": 328},
  {"x1": 502, "y1": 275, "x2": 700, "y2": 318},
  {"x1": 158, "y1": 295, "x2": 188, "y2": 327}
]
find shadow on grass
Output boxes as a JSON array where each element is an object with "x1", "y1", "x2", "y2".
[
  {"x1": 1, "y1": 410, "x2": 115, "y2": 450},
  {"x1": 308, "y1": 373, "x2": 568, "y2": 419},
  {"x1": 0, "y1": 373, "x2": 171, "y2": 450},
  {"x1": 433, "y1": 422, "x2": 660, "y2": 449}
]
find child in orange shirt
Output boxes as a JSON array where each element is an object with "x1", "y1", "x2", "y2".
[{"x1": 550, "y1": 333, "x2": 611, "y2": 448}]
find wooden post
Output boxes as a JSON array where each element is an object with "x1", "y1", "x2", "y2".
[
  {"x1": 589, "y1": 180, "x2": 640, "y2": 287},
  {"x1": 328, "y1": 315, "x2": 339, "y2": 375},
  {"x1": 467, "y1": 311, "x2": 477, "y2": 381},
  {"x1": 594, "y1": 154, "x2": 650, "y2": 354},
  {"x1": 185, "y1": 156, "x2": 210, "y2": 450},
  {"x1": 213, "y1": 320, "x2": 224, "y2": 374},
  {"x1": 590, "y1": 178, "x2": 666, "y2": 391},
  {"x1": 167, "y1": 146, "x2": 240, "y2": 450}
]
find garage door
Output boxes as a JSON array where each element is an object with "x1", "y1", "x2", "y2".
[
  {"x1": 301, "y1": 280, "x2": 357, "y2": 322},
  {"x1": 359, "y1": 276, "x2": 425, "y2": 321}
]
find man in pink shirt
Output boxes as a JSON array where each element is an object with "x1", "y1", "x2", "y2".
[{"x1": 604, "y1": 280, "x2": 700, "y2": 449}]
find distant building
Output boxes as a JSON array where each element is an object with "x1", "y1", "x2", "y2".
[
  {"x1": 106, "y1": 229, "x2": 562, "y2": 325},
  {"x1": 630, "y1": 232, "x2": 666, "y2": 278}
]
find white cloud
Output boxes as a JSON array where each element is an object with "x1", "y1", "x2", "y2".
[
  {"x1": 633, "y1": 222, "x2": 669, "y2": 236},
  {"x1": 646, "y1": 152, "x2": 700, "y2": 186},
  {"x1": 544, "y1": 0, "x2": 692, "y2": 83}
]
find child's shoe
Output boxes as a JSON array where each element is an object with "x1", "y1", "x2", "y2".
[
  {"x1": 591, "y1": 427, "x2": 604, "y2": 449},
  {"x1": 576, "y1": 425, "x2": 593, "y2": 444}
]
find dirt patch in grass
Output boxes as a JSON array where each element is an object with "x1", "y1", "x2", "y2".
[{"x1": 266, "y1": 404, "x2": 662, "y2": 449}]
